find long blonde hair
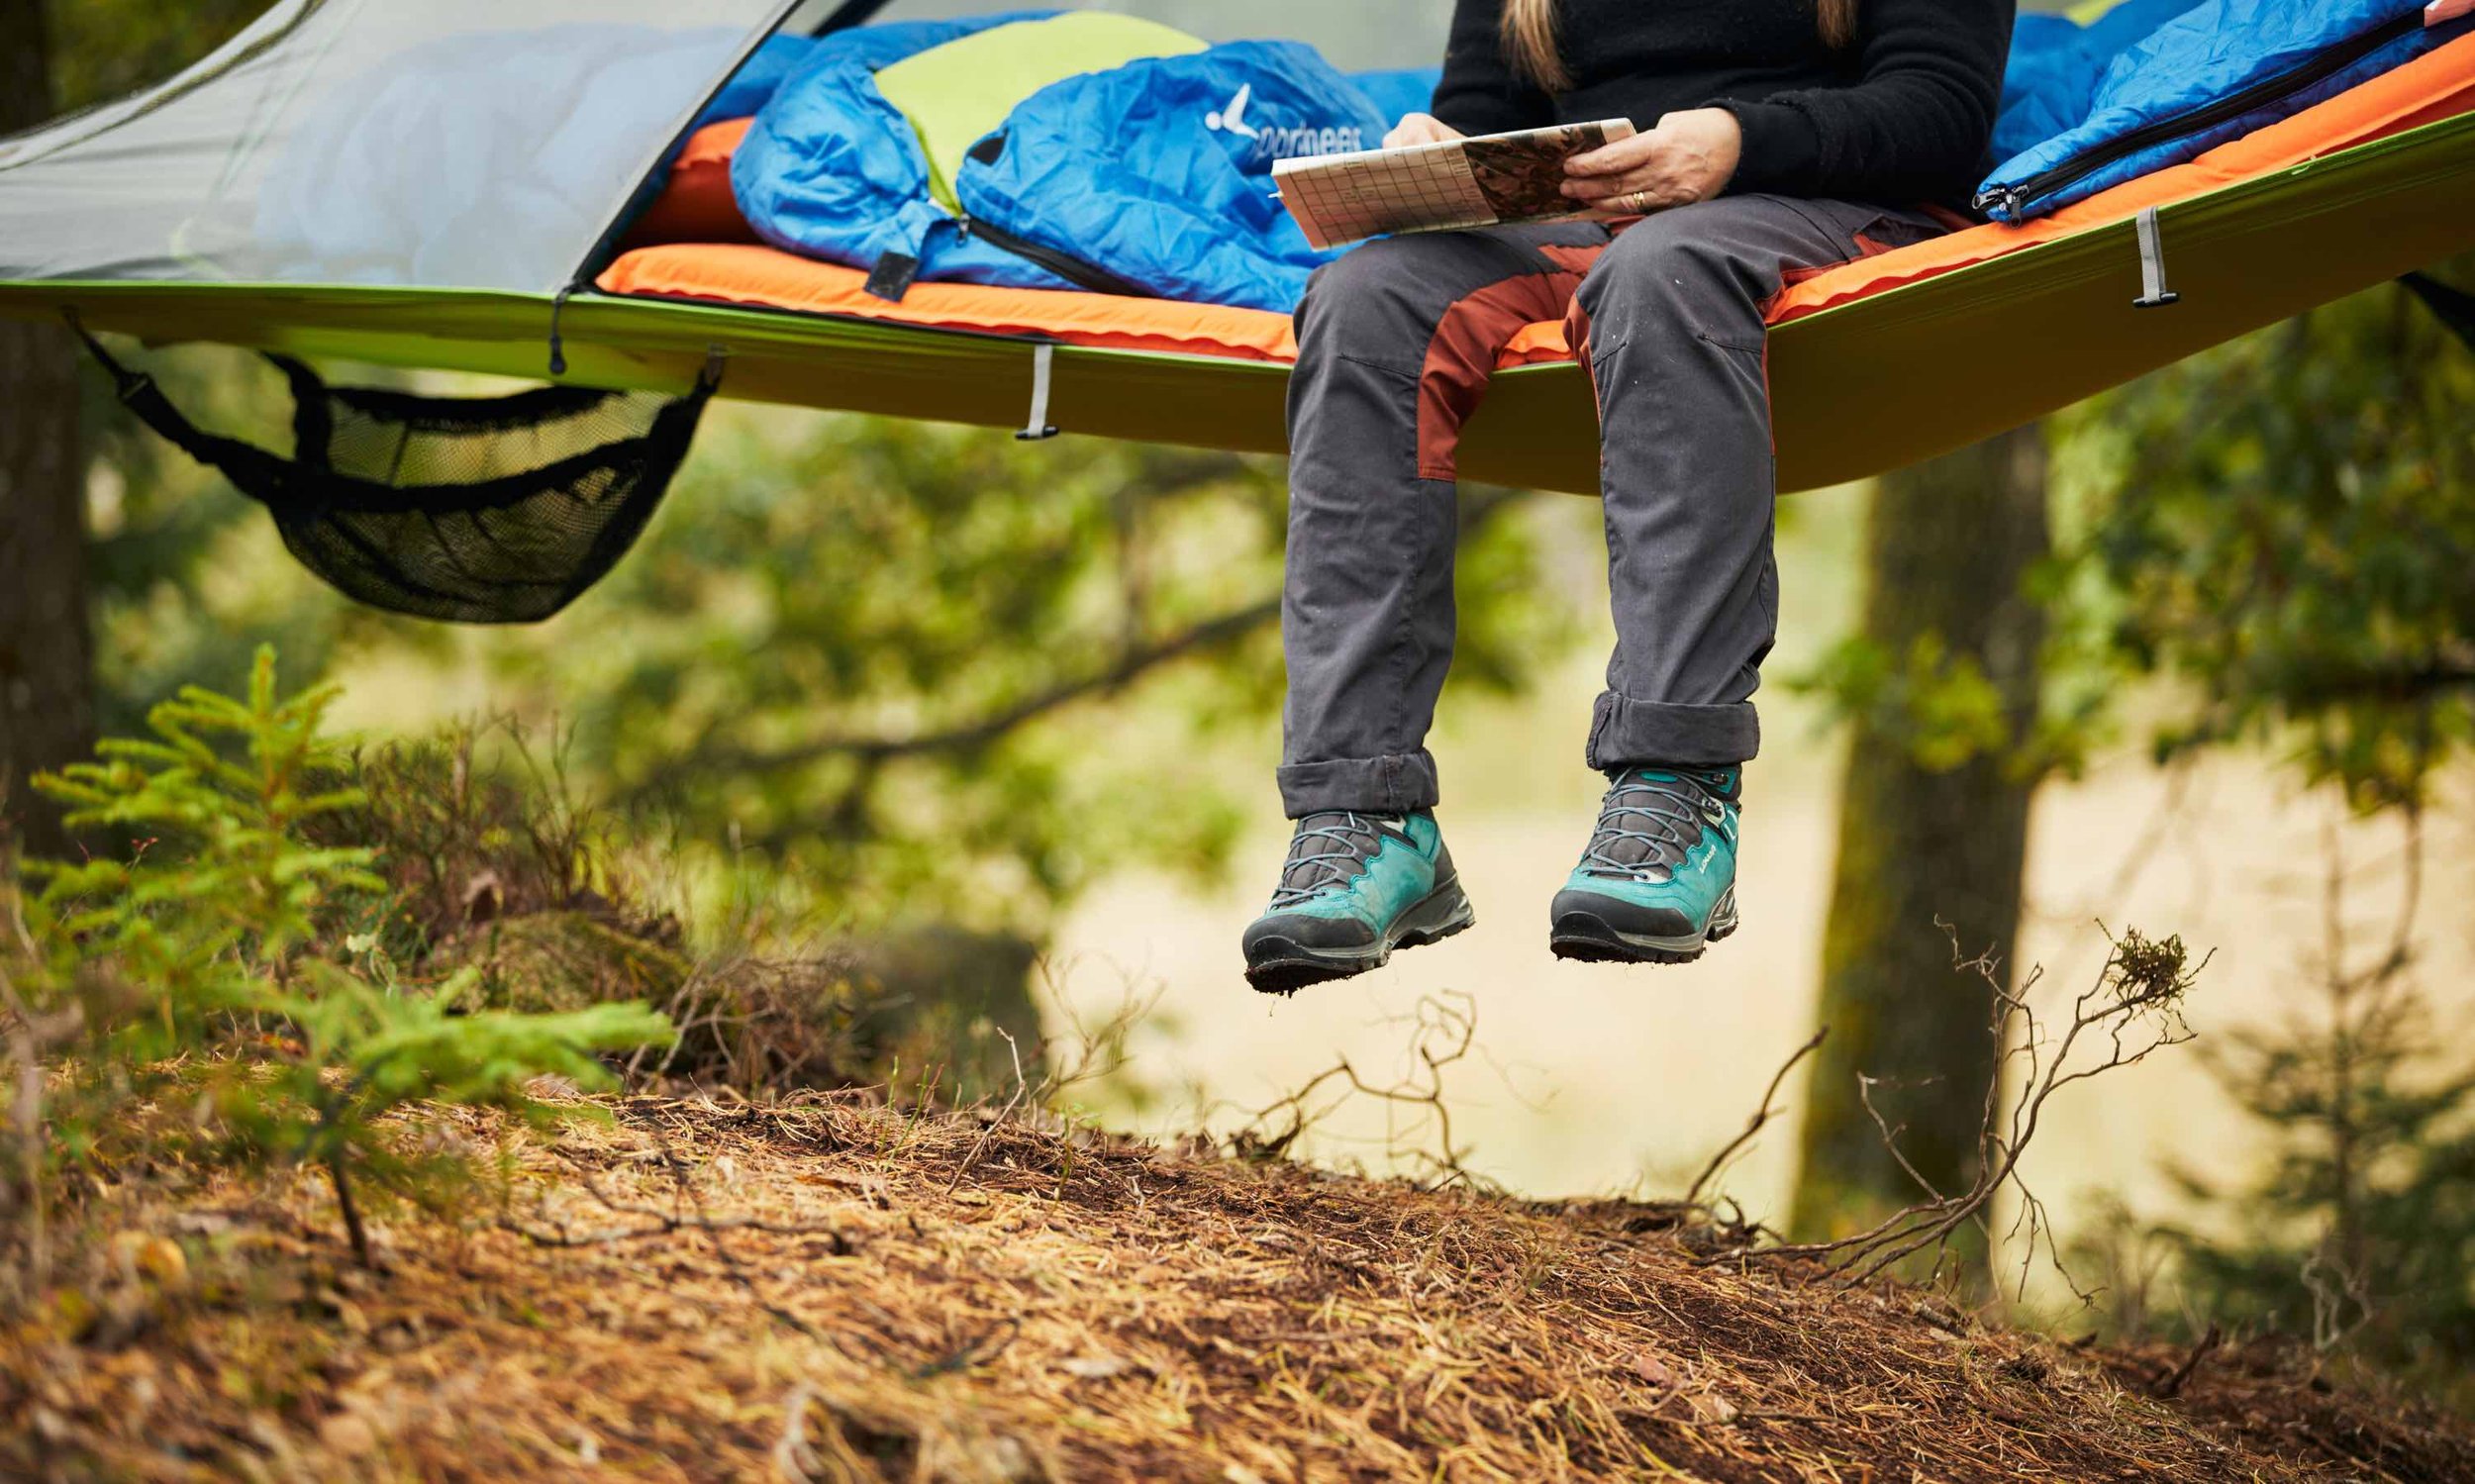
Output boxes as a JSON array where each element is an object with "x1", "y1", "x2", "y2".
[{"x1": 1501, "y1": 0, "x2": 1858, "y2": 93}]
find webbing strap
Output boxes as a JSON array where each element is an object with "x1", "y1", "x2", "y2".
[
  {"x1": 2132, "y1": 206, "x2": 2180, "y2": 309},
  {"x1": 2401, "y1": 271, "x2": 2475, "y2": 353},
  {"x1": 1016, "y1": 341, "x2": 1059, "y2": 442},
  {"x1": 65, "y1": 311, "x2": 296, "y2": 492}
]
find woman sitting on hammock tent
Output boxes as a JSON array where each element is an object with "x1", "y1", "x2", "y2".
[
  {"x1": 1240, "y1": 0, "x2": 2017, "y2": 992},
  {"x1": 1243, "y1": 0, "x2": 2475, "y2": 992}
]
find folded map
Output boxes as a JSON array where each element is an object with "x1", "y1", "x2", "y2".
[{"x1": 1273, "y1": 119, "x2": 1639, "y2": 250}]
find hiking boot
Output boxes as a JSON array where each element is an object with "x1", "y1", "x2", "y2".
[
  {"x1": 1548, "y1": 766, "x2": 1742, "y2": 965},
  {"x1": 1241, "y1": 810, "x2": 1473, "y2": 995}
]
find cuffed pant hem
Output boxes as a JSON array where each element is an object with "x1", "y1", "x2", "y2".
[
  {"x1": 1585, "y1": 692, "x2": 1759, "y2": 770},
  {"x1": 1276, "y1": 751, "x2": 1441, "y2": 818}
]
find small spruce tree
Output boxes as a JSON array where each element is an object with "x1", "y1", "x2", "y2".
[
  {"x1": 2150, "y1": 963, "x2": 2475, "y2": 1405},
  {"x1": 11, "y1": 647, "x2": 670, "y2": 1267}
]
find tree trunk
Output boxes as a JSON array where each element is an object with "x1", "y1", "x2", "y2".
[
  {"x1": 1790, "y1": 427, "x2": 2049, "y2": 1260},
  {"x1": 0, "y1": 0, "x2": 95, "y2": 855}
]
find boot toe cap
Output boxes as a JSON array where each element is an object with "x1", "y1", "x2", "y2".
[
  {"x1": 1550, "y1": 883, "x2": 1696, "y2": 940},
  {"x1": 1242, "y1": 910, "x2": 1379, "y2": 956}
]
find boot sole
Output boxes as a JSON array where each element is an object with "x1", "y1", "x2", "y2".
[
  {"x1": 1548, "y1": 897, "x2": 1739, "y2": 966},
  {"x1": 1244, "y1": 877, "x2": 1475, "y2": 996}
]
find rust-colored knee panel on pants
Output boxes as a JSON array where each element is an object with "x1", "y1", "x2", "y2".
[{"x1": 1415, "y1": 266, "x2": 1593, "y2": 480}]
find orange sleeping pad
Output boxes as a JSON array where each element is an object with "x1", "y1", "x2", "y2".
[{"x1": 602, "y1": 34, "x2": 2475, "y2": 371}]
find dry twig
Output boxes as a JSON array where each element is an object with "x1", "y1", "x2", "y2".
[
  {"x1": 1719, "y1": 924, "x2": 2206, "y2": 1292},
  {"x1": 1686, "y1": 1026, "x2": 1828, "y2": 1208},
  {"x1": 1226, "y1": 992, "x2": 1485, "y2": 1187}
]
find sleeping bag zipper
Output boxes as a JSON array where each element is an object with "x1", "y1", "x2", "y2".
[
  {"x1": 1974, "y1": 8, "x2": 2426, "y2": 220},
  {"x1": 958, "y1": 211, "x2": 1157, "y2": 299}
]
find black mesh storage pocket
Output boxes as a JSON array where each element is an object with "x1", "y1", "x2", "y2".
[{"x1": 74, "y1": 322, "x2": 718, "y2": 624}]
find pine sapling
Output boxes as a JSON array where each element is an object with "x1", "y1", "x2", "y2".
[{"x1": 19, "y1": 647, "x2": 672, "y2": 1266}]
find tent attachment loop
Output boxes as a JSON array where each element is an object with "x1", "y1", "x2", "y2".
[
  {"x1": 2132, "y1": 206, "x2": 2180, "y2": 309},
  {"x1": 1016, "y1": 342, "x2": 1060, "y2": 442},
  {"x1": 546, "y1": 283, "x2": 580, "y2": 376}
]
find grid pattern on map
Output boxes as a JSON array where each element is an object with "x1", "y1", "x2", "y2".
[{"x1": 1276, "y1": 146, "x2": 1494, "y2": 250}]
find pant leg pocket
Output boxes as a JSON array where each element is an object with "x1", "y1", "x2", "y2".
[
  {"x1": 1785, "y1": 198, "x2": 1944, "y2": 254},
  {"x1": 1844, "y1": 209, "x2": 1949, "y2": 258}
]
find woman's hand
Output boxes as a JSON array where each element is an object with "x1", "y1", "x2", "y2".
[
  {"x1": 2430, "y1": 0, "x2": 2475, "y2": 25},
  {"x1": 1384, "y1": 112, "x2": 1465, "y2": 149},
  {"x1": 1562, "y1": 108, "x2": 1742, "y2": 212}
]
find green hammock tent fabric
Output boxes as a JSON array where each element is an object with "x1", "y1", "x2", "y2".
[{"x1": 2, "y1": 0, "x2": 2472, "y2": 501}]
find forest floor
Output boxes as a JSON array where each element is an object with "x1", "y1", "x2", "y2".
[{"x1": 5, "y1": 1092, "x2": 2470, "y2": 1484}]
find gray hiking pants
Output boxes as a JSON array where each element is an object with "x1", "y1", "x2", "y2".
[{"x1": 1277, "y1": 194, "x2": 1949, "y2": 818}]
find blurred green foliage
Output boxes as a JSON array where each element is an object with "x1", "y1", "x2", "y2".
[
  {"x1": 2157, "y1": 974, "x2": 2475, "y2": 1408},
  {"x1": 2037, "y1": 262, "x2": 2475, "y2": 1406},
  {"x1": 473, "y1": 413, "x2": 1561, "y2": 935},
  {"x1": 1801, "y1": 259, "x2": 2475, "y2": 810},
  {"x1": 1797, "y1": 630, "x2": 2018, "y2": 776},
  {"x1": 310, "y1": 717, "x2": 1068, "y2": 1107},
  {"x1": 2050, "y1": 260, "x2": 2475, "y2": 810},
  {"x1": 1800, "y1": 264, "x2": 2475, "y2": 1383},
  {"x1": 47, "y1": 0, "x2": 260, "y2": 113}
]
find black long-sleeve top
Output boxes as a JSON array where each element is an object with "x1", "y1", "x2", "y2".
[{"x1": 1430, "y1": 0, "x2": 2015, "y2": 205}]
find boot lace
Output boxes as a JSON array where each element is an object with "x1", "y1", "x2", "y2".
[
  {"x1": 1577, "y1": 771, "x2": 1724, "y2": 880},
  {"x1": 1269, "y1": 811, "x2": 1391, "y2": 909}
]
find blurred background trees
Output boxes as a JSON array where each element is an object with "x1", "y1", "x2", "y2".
[
  {"x1": 471, "y1": 411, "x2": 1563, "y2": 940},
  {"x1": 2043, "y1": 258, "x2": 2475, "y2": 1403},
  {"x1": 1784, "y1": 253, "x2": 2475, "y2": 1358},
  {"x1": 2, "y1": 1, "x2": 265, "y2": 851},
  {"x1": 0, "y1": 0, "x2": 93, "y2": 856},
  {"x1": 2054, "y1": 265, "x2": 2475, "y2": 806},
  {"x1": 1791, "y1": 426, "x2": 2051, "y2": 1256},
  {"x1": 1649, "y1": 212, "x2": 2475, "y2": 1408}
]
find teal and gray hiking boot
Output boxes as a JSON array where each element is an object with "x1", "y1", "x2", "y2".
[
  {"x1": 1549, "y1": 767, "x2": 1741, "y2": 965},
  {"x1": 1241, "y1": 810, "x2": 1474, "y2": 995}
]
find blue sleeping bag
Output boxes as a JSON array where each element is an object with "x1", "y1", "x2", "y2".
[
  {"x1": 1988, "y1": 0, "x2": 2192, "y2": 166},
  {"x1": 732, "y1": 15, "x2": 1073, "y2": 294},
  {"x1": 732, "y1": 15, "x2": 1421, "y2": 312},
  {"x1": 962, "y1": 45, "x2": 1401, "y2": 310},
  {"x1": 1980, "y1": 0, "x2": 2469, "y2": 221},
  {"x1": 712, "y1": 3, "x2": 2464, "y2": 309}
]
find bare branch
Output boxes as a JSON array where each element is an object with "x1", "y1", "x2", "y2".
[
  {"x1": 1222, "y1": 992, "x2": 1487, "y2": 1189},
  {"x1": 632, "y1": 594, "x2": 1279, "y2": 801},
  {"x1": 626, "y1": 484, "x2": 1534, "y2": 802},
  {"x1": 1686, "y1": 1028, "x2": 1826, "y2": 1207}
]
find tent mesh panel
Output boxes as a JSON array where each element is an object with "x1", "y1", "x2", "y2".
[{"x1": 75, "y1": 323, "x2": 717, "y2": 624}]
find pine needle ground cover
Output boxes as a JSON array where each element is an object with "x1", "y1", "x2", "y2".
[{"x1": 7, "y1": 1092, "x2": 2470, "y2": 1484}]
